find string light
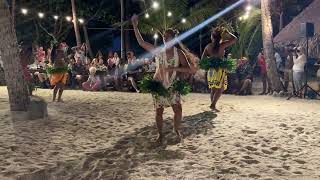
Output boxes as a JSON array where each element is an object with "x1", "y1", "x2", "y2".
[
  {"x1": 38, "y1": 12, "x2": 44, "y2": 19},
  {"x1": 167, "y1": 11, "x2": 172, "y2": 17},
  {"x1": 78, "y1": 18, "x2": 84, "y2": 24},
  {"x1": 181, "y1": 18, "x2": 187, "y2": 23},
  {"x1": 246, "y1": 5, "x2": 252, "y2": 11},
  {"x1": 53, "y1": 15, "x2": 59, "y2": 20},
  {"x1": 65, "y1": 16, "x2": 72, "y2": 22},
  {"x1": 21, "y1": 8, "x2": 28, "y2": 15},
  {"x1": 153, "y1": 33, "x2": 159, "y2": 39},
  {"x1": 145, "y1": 13, "x2": 150, "y2": 19},
  {"x1": 152, "y1": 1, "x2": 160, "y2": 10}
]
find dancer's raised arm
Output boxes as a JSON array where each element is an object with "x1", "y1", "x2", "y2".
[
  {"x1": 132, "y1": 15, "x2": 155, "y2": 53},
  {"x1": 221, "y1": 29, "x2": 238, "y2": 49}
]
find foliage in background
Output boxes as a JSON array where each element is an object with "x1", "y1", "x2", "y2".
[
  {"x1": 139, "y1": 0, "x2": 217, "y2": 36},
  {"x1": 229, "y1": 8, "x2": 262, "y2": 59},
  {"x1": 16, "y1": 0, "x2": 117, "y2": 47}
]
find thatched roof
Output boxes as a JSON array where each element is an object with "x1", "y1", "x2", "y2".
[{"x1": 274, "y1": 0, "x2": 320, "y2": 58}]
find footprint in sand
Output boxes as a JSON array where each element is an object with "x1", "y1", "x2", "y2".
[
  {"x1": 248, "y1": 174, "x2": 261, "y2": 178},
  {"x1": 241, "y1": 156, "x2": 260, "y2": 164},
  {"x1": 242, "y1": 129, "x2": 258, "y2": 134},
  {"x1": 293, "y1": 159, "x2": 306, "y2": 164},
  {"x1": 218, "y1": 167, "x2": 238, "y2": 174},
  {"x1": 244, "y1": 146, "x2": 258, "y2": 151},
  {"x1": 261, "y1": 149, "x2": 273, "y2": 155}
]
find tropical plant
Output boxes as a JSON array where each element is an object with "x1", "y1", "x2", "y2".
[
  {"x1": 15, "y1": 0, "x2": 117, "y2": 48},
  {"x1": 229, "y1": 8, "x2": 262, "y2": 58},
  {"x1": 138, "y1": 0, "x2": 218, "y2": 36}
]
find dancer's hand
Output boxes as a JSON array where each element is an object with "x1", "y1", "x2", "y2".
[{"x1": 132, "y1": 14, "x2": 139, "y2": 27}]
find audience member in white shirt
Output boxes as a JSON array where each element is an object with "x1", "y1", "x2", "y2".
[{"x1": 292, "y1": 47, "x2": 307, "y2": 95}]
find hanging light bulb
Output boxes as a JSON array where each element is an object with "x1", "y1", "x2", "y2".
[
  {"x1": 246, "y1": 5, "x2": 252, "y2": 11},
  {"x1": 65, "y1": 16, "x2": 72, "y2": 22},
  {"x1": 167, "y1": 11, "x2": 172, "y2": 17},
  {"x1": 181, "y1": 18, "x2": 187, "y2": 23},
  {"x1": 153, "y1": 33, "x2": 159, "y2": 39},
  {"x1": 78, "y1": 18, "x2": 84, "y2": 24},
  {"x1": 53, "y1": 15, "x2": 59, "y2": 20},
  {"x1": 21, "y1": 8, "x2": 28, "y2": 15},
  {"x1": 145, "y1": 13, "x2": 150, "y2": 19},
  {"x1": 38, "y1": 12, "x2": 44, "y2": 19},
  {"x1": 152, "y1": 1, "x2": 159, "y2": 10}
]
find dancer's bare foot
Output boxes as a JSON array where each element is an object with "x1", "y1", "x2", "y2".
[
  {"x1": 154, "y1": 134, "x2": 163, "y2": 145},
  {"x1": 210, "y1": 104, "x2": 220, "y2": 112},
  {"x1": 57, "y1": 99, "x2": 64, "y2": 103},
  {"x1": 175, "y1": 130, "x2": 183, "y2": 143}
]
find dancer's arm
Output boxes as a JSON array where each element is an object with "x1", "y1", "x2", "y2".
[
  {"x1": 166, "y1": 50, "x2": 191, "y2": 73},
  {"x1": 221, "y1": 30, "x2": 238, "y2": 49},
  {"x1": 201, "y1": 45, "x2": 210, "y2": 60},
  {"x1": 132, "y1": 15, "x2": 155, "y2": 53}
]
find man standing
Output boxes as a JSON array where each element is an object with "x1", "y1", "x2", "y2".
[{"x1": 283, "y1": 45, "x2": 294, "y2": 92}]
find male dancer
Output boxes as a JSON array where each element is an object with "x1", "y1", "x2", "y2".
[{"x1": 132, "y1": 15, "x2": 191, "y2": 143}]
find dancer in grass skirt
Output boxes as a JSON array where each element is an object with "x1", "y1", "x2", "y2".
[
  {"x1": 132, "y1": 15, "x2": 196, "y2": 144},
  {"x1": 201, "y1": 27, "x2": 237, "y2": 112}
]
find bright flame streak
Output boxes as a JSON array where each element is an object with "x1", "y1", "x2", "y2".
[{"x1": 142, "y1": 0, "x2": 246, "y2": 57}]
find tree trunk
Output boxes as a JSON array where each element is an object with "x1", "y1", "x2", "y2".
[
  {"x1": 71, "y1": 0, "x2": 81, "y2": 46},
  {"x1": 279, "y1": 11, "x2": 284, "y2": 31},
  {"x1": 0, "y1": 1, "x2": 30, "y2": 111},
  {"x1": 82, "y1": 24, "x2": 94, "y2": 58},
  {"x1": 11, "y1": 0, "x2": 15, "y2": 28},
  {"x1": 261, "y1": 0, "x2": 283, "y2": 92},
  {"x1": 120, "y1": 0, "x2": 125, "y2": 59}
]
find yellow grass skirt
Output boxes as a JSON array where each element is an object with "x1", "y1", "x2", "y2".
[
  {"x1": 50, "y1": 73, "x2": 68, "y2": 86},
  {"x1": 207, "y1": 68, "x2": 227, "y2": 90}
]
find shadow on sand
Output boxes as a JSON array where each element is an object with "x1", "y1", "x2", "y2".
[{"x1": 18, "y1": 111, "x2": 217, "y2": 180}]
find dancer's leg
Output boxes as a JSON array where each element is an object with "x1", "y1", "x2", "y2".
[
  {"x1": 155, "y1": 107, "x2": 164, "y2": 143},
  {"x1": 128, "y1": 77, "x2": 140, "y2": 93},
  {"x1": 260, "y1": 74, "x2": 267, "y2": 95},
  {"x1": 210, "y1": 87, "x2": 224, "y2": 112},
  {"x1": 57, "y1": 83, "x2": 65, "y2": 102},
  {"x1": 172, "y1": 103, "x2": 183, "y2": 141},
  {"x1": 53, "y1": 85, "x2": 58, "y2": 102}
]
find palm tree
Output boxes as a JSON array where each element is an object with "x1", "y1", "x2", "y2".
[
  {"x1": 261, "y1": 0, "x2": 283, "y2": 92},
  {"x1": 229, "y1": 9, "x2": 262, "y2": 58},
  {"x1": 71, "y1": 0, "x2": 82, "y2": 46},
  {"x1": 0, "y1": 0, "x2": 30, "y2": 111},
  {"x1": 139, "y1": 0, "x2": 217, "y2": 36}
]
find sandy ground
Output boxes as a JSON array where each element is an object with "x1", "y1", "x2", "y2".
[{"x1": 0, "y1": 86, "x2": 320, "y2": 180}]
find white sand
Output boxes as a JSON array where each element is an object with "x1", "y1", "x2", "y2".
[{"x1": 0, "y1": 86, "x2": 320, "y2": 180}]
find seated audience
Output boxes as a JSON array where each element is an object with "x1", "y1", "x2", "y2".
[
  {"x1": 70, "y1": 56, "x2": 86, "y2": 88},
  {"x1": 82, "y1": 67, "x2": 101, "y2": 91},
  {"x1": 236, "y1": 57, "x2": 253, "y2": 95}
]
